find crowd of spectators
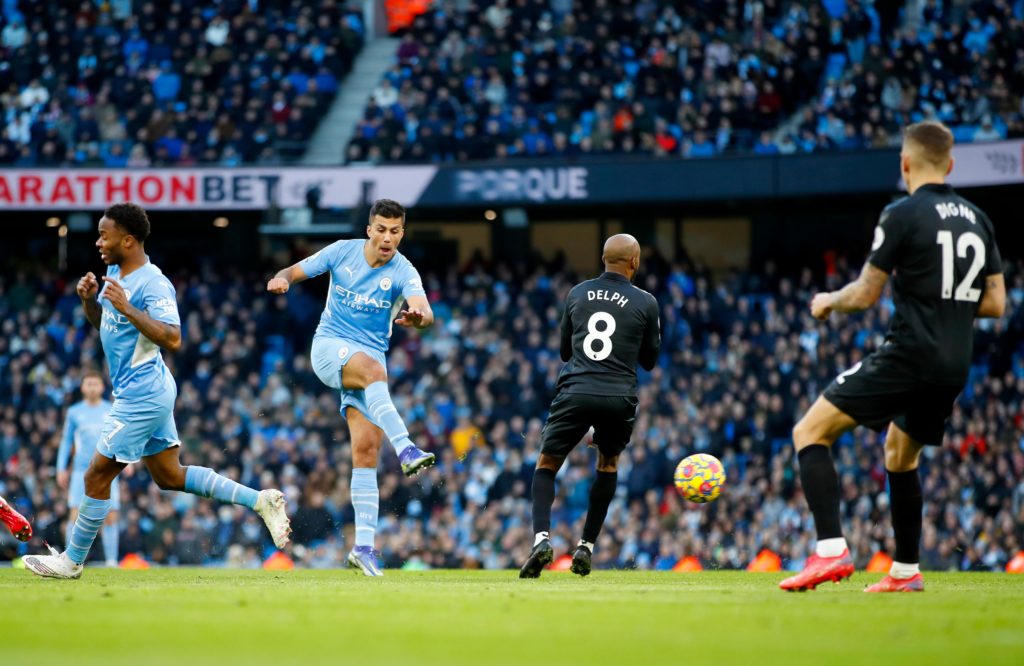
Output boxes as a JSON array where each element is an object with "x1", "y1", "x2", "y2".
[
  {"x1": 794, "y1": 0, "x2": 1024, "y2": 152},
  {"x1": 0, "y1": 0, "x2": 363, "y2": 168},
  {"x1": 348, "y1": 0, "x2": 1024, "y2": 163},
  {"x1": 4, "y1": 0, "x2": 1020, "y2": 169},
  {"x1": 2, "y1": 248, "x2": 1022, "y2": 572}
]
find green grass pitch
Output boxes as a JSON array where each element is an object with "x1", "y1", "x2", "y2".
[{"x1": 2, "y1": 569, "x2": 1022, "y2": 665}]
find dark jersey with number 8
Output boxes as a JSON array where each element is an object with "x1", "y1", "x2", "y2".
[
  {"x1": 868, "y1": 183, "x2": 1002, "y2": 384},
  {"x1": 555, "y1": 272, "x2": 661, "y2": 397}
]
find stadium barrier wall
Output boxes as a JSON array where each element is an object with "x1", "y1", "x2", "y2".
[{"x1": 0, "y1": 141, "x2": 1019, "y2": 211}]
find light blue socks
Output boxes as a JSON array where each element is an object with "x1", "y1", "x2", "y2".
[
  {"x1": 365, "y1": 381, "x2": 413, "y2": 455},
  {"x1": 184, "y1": 466, "x2": 259, "y2": 509},
  {"x1": 67, "y1": 510, "x2": 118, "y2": 563},
  {"x1": 66, "y1": 496, "x2": 111, "y2": 565},
  {"x1": 351, "y1": 468, "x2": 379, "y2": 548}
]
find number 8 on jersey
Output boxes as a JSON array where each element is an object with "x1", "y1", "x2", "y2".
[{"x1": 584, "y1": 312, "x2": 616, "y2": 361}]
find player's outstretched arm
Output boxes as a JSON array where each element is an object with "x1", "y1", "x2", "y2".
[
  {"x1": 77, "y1": 272, "x2": 103, "y2": 330},
  {"x1": 394, "y1": 295, "x2": 434, "y2": 329},
  {"x1": 811, "y1": 262, "x2": 889, "y2": 320},
  {"x1": 266, "y1": 263, "x2": 310, "y2": 294},
  {"x1": 976, "y1": 273, "x2": 1006, "y2": 319},
  {"x1": 100, "y1": 277, "x2": 182, "y2": 352}
]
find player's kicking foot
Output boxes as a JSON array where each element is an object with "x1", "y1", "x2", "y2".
[
  {"x1": 0, "y1": 495, "x2": 32, "y2": 542},
  {"x1": 347, "y1": 546, "x2": 384, "y2": 577},
  {"x1": 24, "y1": 545, "x2": 83, "y2": 580},
  {"x1": 399, "y1": 445, "x2": 436, "y2": 477},
  {"x1": 864, "y1": 574, "x2": 924, "y2": 593},
  {"x1": 519, "y1": 539, "x2": 554, "y2": 579},
  {"x1": 254, "y1": 489, "x2": 291, "y2": 549},
  {"x1": 779, "y1": 549, "x2": 854, "y2": 591},
  {"x1": 570, "y1": 544, "x2": 592, "y2": 577}
]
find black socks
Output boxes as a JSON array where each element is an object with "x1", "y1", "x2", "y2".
[
  {"x1": 797, "y1": 444, "x2": 843, "y2": 540},
  {"x1": 582, "y1": 471, "x2": 617, "y2": 544},
  {"x1": 531, "y1": 468, "x2": 557, "y2": 535},
  {"x1": 887, "y1": 468, "x2": 923, "y2": 564}
]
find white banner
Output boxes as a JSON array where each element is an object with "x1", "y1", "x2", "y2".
[
  {"x1": 947, "y1": 139, "x2": 1024, "y2": 188},
  {"x1": 0, "y1": 166, "x2": 438, "y2": 210}
]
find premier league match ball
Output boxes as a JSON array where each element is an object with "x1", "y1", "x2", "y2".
[{"x1": 674, "y1": 453, "x2": 726, "y2": 504}]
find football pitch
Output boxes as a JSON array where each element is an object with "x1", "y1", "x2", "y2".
[{"x1": 2, "y1": 569, "x2": 1022, "y2": 665}]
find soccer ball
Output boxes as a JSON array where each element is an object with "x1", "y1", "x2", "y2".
[{"x1": 674, "y1": 453, "x2": 726, "y2": 504}]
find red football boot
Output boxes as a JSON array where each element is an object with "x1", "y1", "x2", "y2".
[
  {"x1": 864, "y1": 574, "x2": 924, "y2": 593},
  {"x1": 779, "y1": 549, "x2": 855, "y2": 591},
  {"x1": 0, "y1": 495, "x2": 32, "y2": 542}
]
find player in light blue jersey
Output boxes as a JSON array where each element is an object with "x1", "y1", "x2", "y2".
[
  {"x1": 25, "y1": 203, "x2": 291, "y2": 580},
  {"x1": 57, "y1": 370, "x2": 118, "y2": 566},
  {"x1": 268, "y1": 199, "x2": 435, "y2": 576}
]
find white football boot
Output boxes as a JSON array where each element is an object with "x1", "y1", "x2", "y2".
[
  {"x1": 24, "y1": 545, "x2": 84, "y2": 580},
  {"x1": 255, "y1": 489, "x2": 292, "y2": 549}
]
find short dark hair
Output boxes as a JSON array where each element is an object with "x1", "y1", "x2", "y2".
[
  {"x1": 369, "y1": 199, "x2": 406, "y2": 222},
  {"x1": 105, "y1": 202, "x2": 151, "y2": 243},
  {"x1": 82, "y1": 368, "x2": 104, "y2": 381},
  {"x1": 903, "y1": 121, "x2": 953, "y2": 168}
]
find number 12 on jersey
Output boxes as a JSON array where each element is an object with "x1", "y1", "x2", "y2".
[
  {"x1": 936, "y1": 230, "x2": 985, "y2": 302},
  {"x1": 584, "y1": 312, "x2": 616, "y2": 360}
]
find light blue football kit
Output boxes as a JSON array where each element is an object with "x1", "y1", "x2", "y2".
[
  {"x1": 299, "y1": 238, "x2": 428, "y2": 552},
  {"x1": 95, "y1": 261, "x2": 182, "y2": 464},
  {"x1": 64, "y1": 258, "x2": 261, "y2": 566},
  {"x1": 58, "y1": 400, "x2": 117, "y2": 509},
  {"x1": 300, "y1": 239, "x2": 426, "y2": 419}
]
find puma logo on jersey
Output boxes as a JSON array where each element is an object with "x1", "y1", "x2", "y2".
[
  {"x1": 935, "y1": 202, "x2": 976, "y2": 224},
  {"x1": 343, "y1": 266, "x2": 355, "y2": 279}
]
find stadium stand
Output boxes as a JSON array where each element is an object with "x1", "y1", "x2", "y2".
[
  {"x1": 0, "y1": 0, "x2": 364, "y2": 167},
  {"x1": 2, "y1": 255, "x2": 1022, "y2": 571},
  {"x1": 347, "y1": 0, "x2": 1024, "y2": 163}
]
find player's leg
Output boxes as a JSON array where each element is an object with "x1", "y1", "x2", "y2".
[
  {"x1": 342, "y1": 351, "x2": 434, "y2": 476},
  {"x1": 572, "y1": 451, "x2": 618, "y2": 577},
  {"x1": 865, "y1": 422, "x2": 926, "y2": 592},
  {"x1": 144, "y1": 445, "x2": 291, "y2": 549},
  {"x1": 779, "y1": 396, "x2": 858, "y2": 591},
  {"x1": 0, "y1": 494, "x2": 32, "y2": 542},
  {"x1": 521, "y1": 393, "x2": 589, "y2": 579},
  {"x1": 793, "y1": 396, "x2": 858, "y2": 554},
  {"x1": 345, "y1": 407, "x2": 385, "y2": 577},
  {"x1": 25, "y1": 452, "x2": 124, "y2": 578},
  {"x1": 572, "y1": 395, "x2": 636, "y2": 576},
  {"x1": 532, "y1": 452, "x2": 567, "y2": 544},
  {"x1": 519, "y1": 451, "x2": 565, "y2": 579}
]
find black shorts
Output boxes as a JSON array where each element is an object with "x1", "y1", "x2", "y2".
[
  {"x1": 539, "y1": 392, "x2": 639, "y2": 458},
  {"x1": 822, "y1": 354, "x2": 962, "y2": 445}
]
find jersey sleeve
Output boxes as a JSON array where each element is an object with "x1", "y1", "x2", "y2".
[
  {"x1": 982, "y1": 214, "x2": 1003, "y2": 276},
  {"x1": 298, "y1": 240, "x2": 347, "y2": 279},
  {"x1": 638, "y1": 295, "x2": 661, "y2": 371},
  {"x1": 56, "y1": 407, "x2": 75, "y2": 473},
  {"x1": 398, "y1": 259, "x2": 426, "y2": 300},
  {"x1": 560, "y1": 289, "x2": 575, "y2": 362},
  {"x1": 867, "y1": 203, "x2": 908, "y2": 273},
  {"x1": 143, "y1": 276, "x2": 180, "y2": 326}
]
